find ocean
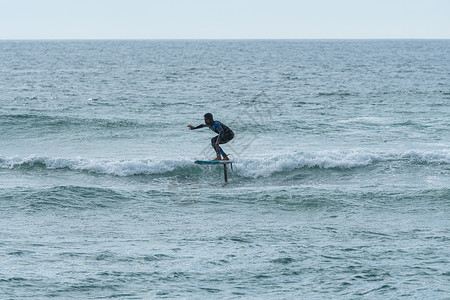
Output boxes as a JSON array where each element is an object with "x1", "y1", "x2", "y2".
[{"x1": 0, "y1": 40, "x2": 449, "y2": 299}]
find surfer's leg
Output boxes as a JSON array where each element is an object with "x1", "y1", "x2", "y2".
[
  {"x1": 219, "y1": 147, "x2": 227, "y2": 158},
  {"x1": 217, "y1": 137, "x2": 231, "y2": 159},
  {"x1": 211, "y1": 136, "x2": 221, "y2": 157}
]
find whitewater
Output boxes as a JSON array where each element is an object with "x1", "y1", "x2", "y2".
[
  {"x1": 1, "y1": 149, "x2": 449, "y2": 177},
  {"x1": 0, "y1": 40, "x2": 449, "y2": 299}
]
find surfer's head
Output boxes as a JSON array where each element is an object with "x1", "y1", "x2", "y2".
[{"x1": 204, "y1": 113, "x2": 213, "y2": 125}]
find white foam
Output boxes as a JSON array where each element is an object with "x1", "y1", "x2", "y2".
[
  {"x1": 401, "y1": 150, "x2": 450, "y2": 164},
  {"x1": 235, "y1": 150, "x2": 385, "y2": 178},
  {"x1": 234, "y1": 149, "x2": 450, "y2": 178},
  {"x1": 0, "y1": 155, "x2": 194, "y2": 176},
  {"x1": 0, "y1": 149, "x2": 448, "y2": 177}
]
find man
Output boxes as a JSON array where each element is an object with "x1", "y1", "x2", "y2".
[{"x1": 188, "y1": 113, "x2": 234, "y2": 161}]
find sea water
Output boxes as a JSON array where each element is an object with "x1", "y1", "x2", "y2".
[{"x1": 0, "y1": 40, "x2": 449, "y2": 299}]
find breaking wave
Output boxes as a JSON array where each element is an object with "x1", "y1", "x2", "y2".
[{"x1": 0, "y1": 149, "x2": 448, "y2": 178}]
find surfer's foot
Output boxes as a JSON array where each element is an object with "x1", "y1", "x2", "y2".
[
  {"x1": 212, "y1": 156, "x2": 221, "y2": 161},
  {"x1": 222, "y1": 156, "x2": 230, "y2": 161}
]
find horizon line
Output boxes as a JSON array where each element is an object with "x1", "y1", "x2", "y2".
[{"x1": 1, "y1": 38, "x2": 449, "y2": 41}]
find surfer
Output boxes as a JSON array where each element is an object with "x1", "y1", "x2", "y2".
[{"x1": 188, "y1": 113, "x2": 234, "y2": 161}]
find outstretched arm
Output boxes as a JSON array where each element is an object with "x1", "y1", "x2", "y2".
[{"x1": 187, "y1": 124, "x2": 206, "y2": 130}]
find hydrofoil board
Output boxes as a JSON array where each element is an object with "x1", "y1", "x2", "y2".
[{"x1": 194, "y1": 160, "x2": 233, "y2": 165}]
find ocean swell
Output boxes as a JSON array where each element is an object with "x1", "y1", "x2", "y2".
[
  {"x1": 1, "y1": 149, "x2": 448, "y2": 178},
  {"x1": 0, "y1": 155, "x2": 194, "y2": 176}
]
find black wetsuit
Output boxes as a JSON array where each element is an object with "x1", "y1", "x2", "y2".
[{"x1": 194, "y1": 121, "x2": 234, "y2": 157}]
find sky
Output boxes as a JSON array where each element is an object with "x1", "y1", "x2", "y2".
[{"x1": 0, "y1": 0, "x2": 449, "y2": 39}]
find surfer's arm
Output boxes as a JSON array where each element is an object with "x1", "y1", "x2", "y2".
[
  {"x1": 188, "y1": 124, "x2": 206, "y2": 130},
  {"x1": 214, "y1": 122, "x2": 224, "y2": 144},
  {"x1": 217, "y1": 131, "x2": 223, "y2": 144}
]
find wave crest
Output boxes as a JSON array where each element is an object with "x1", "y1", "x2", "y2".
[
  {"x1": 238, "y1": 150, "x2": 449, "y2": 177},
  {"x1": 0, "y1": 149, "x2": 448, "y2": 178},
  {"x1": 0, "y1": 155, "x2": 194, "y2": 176}
]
